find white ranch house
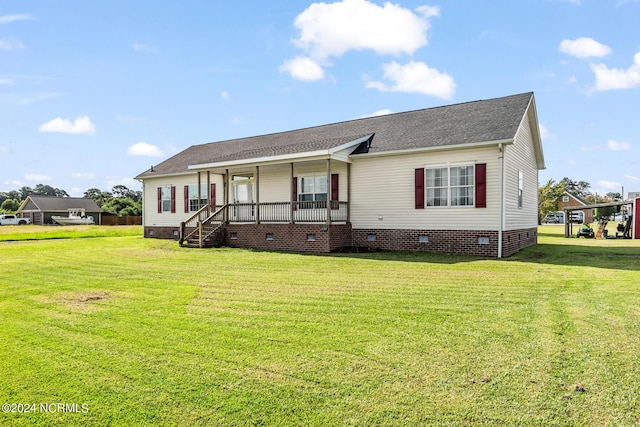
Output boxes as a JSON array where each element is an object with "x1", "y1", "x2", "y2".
[{"x1": 136, "y1": 92, "x2": 545, "y2": 257}]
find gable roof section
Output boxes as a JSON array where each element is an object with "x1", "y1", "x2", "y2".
[
  {"x1": 19, "y1": 196, "x2": 102, "y2": 212},
  {"x1": 565, "y1": 191, "x2": 588, "y2": 206},
  {"x1": 137, "y1": 92, "x2": 539, "y2": 179}
]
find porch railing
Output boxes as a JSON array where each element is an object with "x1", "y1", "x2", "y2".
[
  {"x1": 228, "y1": 201, "x2": 348, "y2": 223},
  {"x1": 180, "y1": 201, "x2": 349, "y2": 245}
]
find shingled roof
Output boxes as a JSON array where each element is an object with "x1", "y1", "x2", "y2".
[
  {"x1": 137, "y1": 92, "x2": 537, "y2": 179},
  {"x1": 20, "y1": 196, "x2": 102, "y2": 212}
]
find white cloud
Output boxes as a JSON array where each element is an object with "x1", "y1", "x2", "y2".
[
  {"x1": 365, "y1": 61, "x2": 455, "y2": 99},
  {"x1": 0, "y1": 78, "x2": 14, "y2": 84},
  {"x1": 608, "y1": 140, "x2": 632, "y2": 151},
  {"x1": 360, "y1": 109, "x2": 392, "y2": 118},
  {"x1": 221, "y1": 91, "x2": 230, "y2": 100},
  {"x1": 592, "y1": 51, "x2": 640, "y2": 91},
  {"x1": 0, "y1": 145, "x2": 9, "y2": 153},
  {"x1": 0, "y1": 38, "x2": 25, "y2": 50},
  {"x1": 0, "y1": 14, "x2": 34, "y2": 25},
  {"x1": 71, "y1": 172, "x2": 96, "y2": 180},
  {"x1": 559, "y1": 37, "x2": 611, "y2": 58},
  {"x1": 127, "y1": 142, "x2": 164, "y2": 157},
  {"x1": 3, "y1": 180, "x2": 22, "y2": 187},
  {"x1": 68, "y1": 187, "x2": 84, "y2": 197},
  {"x1": 38, "y1": 116, "x2": 96, "y2": 135},
  {"x1": 539, "y1": 124, "x2": 555, "y2": 141},
  {"x1": 279, "y1": 57, "x2": 325, "y2": 81},
  {"x1": 25, "y1": 174, "x2": 51, "y2": 182},
  {"x1": 281, "y1": 0, "x2": 442, "y2": 82},
  {"x1": 597, "y1": 180, "x2": 622, "y2": 190},
  {"x1": 131, "y1": 43, "x2": 158, "y2": 53},
  {"x1": 625, "y1": 174, "x2": 640, "y2": 182},
  {"x1": 292, "y1": 0, "x2": 437, "y2": 59}
]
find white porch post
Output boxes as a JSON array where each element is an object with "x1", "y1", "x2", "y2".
[
  {"x1": 290, "y1": 163, "x2": 295, "y2": 224},
  {"x1": 326, "y1": 158, "x2": 332, "y2": 226},
  {"x1": 255, "y1": 165, "x2": 260, "y2": 224},
  {"x1": 197, "y1": 171, "x2": 201, "y2": 210}
]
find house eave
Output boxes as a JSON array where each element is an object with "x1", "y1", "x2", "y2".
[
  {"x1": 350, "y1": 139, "x2": 515, "y2": 160},
  {"x1": 188, "y1": 134, "x2": 372, "y2": 171}
]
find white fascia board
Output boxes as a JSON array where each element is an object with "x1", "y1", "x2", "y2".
[
  {"x1": 188, "y1": 135, "x2": 371, "y2": 170},
  {"x1": 136, "y1": 171, "x2": 195, "y2": 181},
  {"x1": 350, "y1": 139, "x2": 514, "y2": 160}
]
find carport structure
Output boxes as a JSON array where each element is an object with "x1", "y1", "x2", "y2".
[{"x1": 563, "y1": 198, "x2": 638, "y2": 238}]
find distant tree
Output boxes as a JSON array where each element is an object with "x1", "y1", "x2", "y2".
[
  {"x1": 560, "y1": 177, "x2": 591, "y2": 199},
  {"x1": 33, "y1": 184, "x2": 69, "y2": 197},
  {"x1": 84, "y1": 188, "x2": 113, "y2": 207},
  {"x1": 18, "y1": 186, "x2": 34, "y2": 200},
  {"x1": 0, "y1": 198, "x2": 20, "y2": 212},
  {"x1": 101, "y1": 197, "x2": 142, "y2": 216},
  {"x1": 0, "y1": 192, "x2": 8, "y2": 207},
  {"x1": 606, "y1": 192, "x2": 622, "y2": 201},
  {"x1": 538, "y1": 179, "x2": 566, "y2": 224},
  {"x1": 111, "y1": 185, "x2": 141, "y2": 202}
]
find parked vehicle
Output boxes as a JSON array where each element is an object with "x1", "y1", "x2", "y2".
[
  {"x1": 0, "y1": 214, "x2": 30, "y2": 225},
  {"x1": 544, "y1": 212, "x2": 564, "y2": 224},
  {"x1": 569, "y1": 211, "x2": 584, "y2": 223}
]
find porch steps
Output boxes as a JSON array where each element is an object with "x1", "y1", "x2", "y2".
[{"x1": 182, "y1": 226, "x2": 225, "y2": 248}]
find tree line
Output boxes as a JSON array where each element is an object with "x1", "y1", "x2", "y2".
[
  {"x1": 539, "y1": 177, "x2": 624, "y2": 224},
  {"x1": 0, "y1": 184, "x2": 142, "y2": 216}
]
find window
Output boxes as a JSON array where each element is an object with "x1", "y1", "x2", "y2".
[
  {"x1": 562, "y1": 195, "x2": 569, "y2": 202},
  {"x1": 188, "y1": 184, "x2": 208, "y2": 212},
  {"x1": 161, "y1": 187, "x2": 172, "y2": 212},
  {"x1": 425, "y1": 166, "x2": 474, "y2": 207},
  {"x1": 298, "y1": 174, "x2": 327, "y2": 207},
  {"x1": 518, "y1": 170, "x2": 524, "y2": 209}
]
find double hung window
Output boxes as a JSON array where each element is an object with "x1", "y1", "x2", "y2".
[
  {"x1": 188, "y1": 183, "x2": 208, "y2": 212},
  {"x1": 425, "y1": 165, "x2": 474, "y2": 207},
  {"x1": 298, "y1": 174, "x2": 327, "y2": 208},
  {"x1": 161, "y1": 187, "x2": 172, "y2": 212}
]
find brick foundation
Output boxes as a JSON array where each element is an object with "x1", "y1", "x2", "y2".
[
  {"x1": 143, "y1": 226, "x2": 180, "y2": 240},
  {"x1": 145, "y1": 224, "x2": 536, "y2": 257},
  {"x1": 352, "y1": 227, "x2": 537, "y2": 257},
  {"x1": 224, "y1": 223, "x2": 352, "y2": 253}
]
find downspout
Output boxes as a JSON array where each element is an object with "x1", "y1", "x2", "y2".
[{"x1": 498, "y1": 143, "x2": 505, "y2": 258}]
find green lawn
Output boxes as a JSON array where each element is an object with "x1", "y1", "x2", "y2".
[{"x1": 1, "y1": 226, "x2": 639, "y2": 426}]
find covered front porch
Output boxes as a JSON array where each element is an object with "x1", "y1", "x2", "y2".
[{"x1": 180, "y1": 156, "x2": 353, "y2": 249}]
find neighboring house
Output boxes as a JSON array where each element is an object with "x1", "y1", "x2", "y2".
[
  {"x1": 18, "y1": 196, "x2": 103, "y2": 225},
  {"x1": 135, "y1": 92, "x2": 545, "y2": 257},
  {"x1": 559, "y1": 192, "x2": 594, "y2": 223}
]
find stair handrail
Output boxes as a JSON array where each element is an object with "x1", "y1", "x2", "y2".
[{"x1": 179, "y1": 204, "x2": 211, "y2": 245}]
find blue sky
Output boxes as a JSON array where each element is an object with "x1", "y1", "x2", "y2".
[{"x1": 1, "y1": 0, "x2": 639, "y2": 198}]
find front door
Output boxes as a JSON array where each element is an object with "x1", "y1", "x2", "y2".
[{"x1": 232, "y1": 175, "x2": 254, "y2": 221}]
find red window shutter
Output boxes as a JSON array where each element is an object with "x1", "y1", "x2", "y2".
[
  {"x1": 210, "y1": 183, "x2": 216, "y2": 208},
  {"x1": 331, "y1": 174, "x2": 339, "y2": 201},
  {"x1": 415, "y1": 168, "x2": 425, "y2": 209},
  {"x1": 292, "y1": 177, "x2": 298, "y2": 211},
  {"x1": 475, "y1": 163, "x2": 487, "y2": 208},
  {"x1": 184, "y1": 185, "x2": 189, "y2": 213},
  {"x1": 157, "y1": 187, "x2": 162, "y2": 213},
  {"x1": 331, "y1": 173, "x2": 339, "y2": 210},
  {"x1": 170, "y1": 186, "x2": 176, "y2": 213}
]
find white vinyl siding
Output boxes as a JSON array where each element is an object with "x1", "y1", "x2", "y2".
[
  {"x1": 351, "y1": 146, "x2": 501, "y2": 231},
  {"x1": 142, "y1": 174, "x2": 224, "y2": 227},
  {"x1": 503, "y1": 106, "x2": 539, "y2": 230}
]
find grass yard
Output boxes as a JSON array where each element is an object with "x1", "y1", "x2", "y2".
[{"x1": 1, "y1": 225, "x2": 639, "y2": 426}]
